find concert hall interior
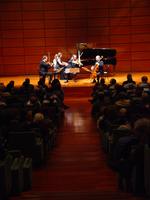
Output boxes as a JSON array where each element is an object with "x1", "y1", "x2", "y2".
[{"x1": 0, "y1": 1, "x2": 150, "y2": 200}]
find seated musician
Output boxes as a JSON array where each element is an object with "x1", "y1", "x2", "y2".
[
  {"x1": 53, "y1": 52, "x2": 68, "y2": 80},
  {"x1": 91, "y1": 55, "x2": 104, "y2": 83},
  {"x1": 64, "y1": 54, "x2": 79, "y2": 83},
  {"x1": 39, "y1": 55, "x2": 52, "y2": 84}
]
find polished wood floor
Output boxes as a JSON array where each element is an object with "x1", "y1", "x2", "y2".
[
  {"x1": 1, "y1": 72, "x2": 150, "y2": 87},
  {"x1": 10, "y1": 88, "x2": 145, "y2": 200}
]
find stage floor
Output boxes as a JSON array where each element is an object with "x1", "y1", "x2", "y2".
[{"x1": 0, "y1": 72, "x2": 150, "y2": 88}]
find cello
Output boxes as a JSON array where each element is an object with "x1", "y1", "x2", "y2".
[
  {"x1": 90, "y1": 63, "x2": 99, "y2": 79},
  {"x1": 90, "y1": 55, "x2": 104, "y2": 79}
]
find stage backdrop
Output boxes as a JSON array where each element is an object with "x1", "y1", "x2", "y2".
[{"x1": 0, "y1": 0, "x2": 150, "y2": 75}]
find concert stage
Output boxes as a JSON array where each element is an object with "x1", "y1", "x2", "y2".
[{"x1": 0, "y1": 72, "x2": 150, "y2": 88}]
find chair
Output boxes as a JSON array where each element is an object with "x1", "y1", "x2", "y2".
[
  {"x1": 7, "y1": 131, "x2": 44, "y2": 166},
  {"x1": 144, "y1": 144, "x2": 150, "y2": 197},
  {"x1": 0, "y1": 154, "x2": 13, "y2": 199}
]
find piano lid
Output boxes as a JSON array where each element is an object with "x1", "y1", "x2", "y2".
[
  {"x1": 80, "y1": 48, "x2": 117, "y2": 59},
  {"x1": 78, "y1": 48, "x2": 117, "y2": 66}
]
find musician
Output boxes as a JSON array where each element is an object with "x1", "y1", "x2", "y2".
[
  {"x1": 39, "y1": 55, "x2": 52, "y2": 84},
  {"x1": 91, "y1": 55, "x2": 104, "y2": 83},
  {"x1": 53, "y1": 52, "x2": 68, "y2": 79},
  {"x1": 64, "y1": 54, "x2": 79, "y2": 83}
]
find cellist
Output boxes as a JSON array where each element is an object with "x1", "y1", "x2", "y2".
[{"x1": 91, "y1": 55, "x2": 104, "y2": 83}]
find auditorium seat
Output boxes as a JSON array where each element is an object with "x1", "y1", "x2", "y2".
[{"x1": 7, "y1": 131, "x2": 44, "y2": 166}]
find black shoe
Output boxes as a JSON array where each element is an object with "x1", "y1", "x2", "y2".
[
  {"x1": 92, "y1": 79, "x2": 96, "y2": 83},
  {"x1": 64, "y1": 80, "x2": 68, "y2": 83}
]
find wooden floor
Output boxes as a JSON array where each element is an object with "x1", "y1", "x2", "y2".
[
  {"x1": 1, "y1": 72, "x2": 150, "y2": 87},
  {"x1": 10, "y1": 88, "x2": 145, "y2": 200}
]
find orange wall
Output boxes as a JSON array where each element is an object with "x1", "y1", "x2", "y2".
[{"x1": 0, "y1": 0, "x2": 150, "y2": 75}]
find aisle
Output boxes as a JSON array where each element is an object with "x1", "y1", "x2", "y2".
[
  {"x1": 11, "y1": 89, "x2": 144, "y2": 200},
  {"x1": 26, "y1": 96, "x2": 117, "y2": 193}
]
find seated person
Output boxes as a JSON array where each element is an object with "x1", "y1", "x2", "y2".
[{"x1": 64, "y1": 54, "x2": 79, "y2": 83}]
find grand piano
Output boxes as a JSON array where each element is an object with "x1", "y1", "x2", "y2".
[{"x1": 77, "y1": 43, "x2": 117, "y2": 73}]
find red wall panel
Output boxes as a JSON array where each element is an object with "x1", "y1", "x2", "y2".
[
  {"x1": 2, "y1": 39, "x2": 24, "y2": 48},
  {"x1": 131, "y1": 26, "x2": 150, "y2": 34},
  {"x1": 43, "y1": 1, "x2": 65, "y2": 10},
  {"x1": 23, "y1": 11, "x2": 44, "y2": 20},
  {"x1": 131, "y1": 34, "x2": 150, "y2": 43},
  {"x1": 2, "y1": 64, "x2": 25, "y2": 76},
  {"x1": 132, "y1": 61, "x2": 150, "y2": 72},
  {"x1": 131, "y1": 7, "x2": 150, "y2": 16},
  {"x1": 22, "y1": 2, "x2": 43, "y2": 11},
  {"x1": 23, "y1": 21, "x2": 45, "y2": 29},
  {"x1": 1, "y1": 11, "x2": 22, "y2": 21},
  {"x1": 131, "y1": 0, "x2": 150, "y2": 7},
  {"x1": 3, "y1": 48, "x2": 24, "y2": 56},
  {"x1": 24, "y1": 47, "x2": 46, "y2": 56},
  {"x1": 131, "y1": 43, "x2": 150, "y2": 52},
  {"x1": 110, "y1": 17, "x2": 130, "y2": 26},
  {"x1": 0, "y1": 2, "x2": 21, "y2": 11},
  {"x1": 1, "y1": 21, "x2": 23, "y2": 30},
  {"x1": 2, "y1": 30, "x2": 23, "y2": 39},
  {"x1": 88, "y1": 0, "x2": 109, "y2": 9},
  {"x1": 23, "y1": 29, "x2": 45, "y2": 38},
  {"x1": 131, "y1": 16, "x2": 150, "y2": 26},
  {"x1": 115, "y1": 61, "x2": 131, "y2": 72},
  {"x1": 44, "y1": 11, "x2": 65, "y2": 19},
  {"x1": 0, "y1": 0, "x2": 150, "y2": 76},
  {"x1": 109, "y1": 8, "x2": 131, "y2": 17},
  {"x1": 110, "y1": 0, "x2": 130, "y2": 8},
  {"x1": 110, "y1": 26, "x2": 130, "y2": 35}
]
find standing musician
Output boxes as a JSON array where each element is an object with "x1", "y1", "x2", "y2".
[
  {"x1": 39, "y1": 54, "x2": 52, "y2": 84},
  {"x1": 91, "y1": 55, "x2": 104, "y2": 83},
  {"x1": 64, "y1": 54, "x2": 80, "y2": 83},
  {"x1": 53, "y1": 52, "x2": 68, "y2": 80}
]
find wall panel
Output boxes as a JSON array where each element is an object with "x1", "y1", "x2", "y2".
[
  {"x1": 132, "y1": 61, "x2": 150, "y2": 72},
  {"x1": 22, "y1": 11, "x2": 44, "y2": 20},
  {"x1": 131, "y1": 0, "x2": 150, "y2": 7},
  {"x1": 3, "y1": 48, "x2": 24, "y2": 56},
  {"x1": 1, "y1": 11, "x2": 22, "y2": 21},
  {"x1": 110, "y1": 17, "x2": 130, "y2": 26},
  {"x1": 2, "y1": 30, "x2": 23, "y2": 39},
  {"x1": 110, "y1": 0, "x2": 130, "y2": 8},
  {"x1": 115, "y1": 61, "x2": 131, "y2": 72},
  {"x1": 2, "y1": 39, "x2": 23, "y2": 48},
  {"x1": 23, "y1": 29, "x2": 45, "y2": 38},
  {"x1": 0, "y1": 2, "x2": 21, "y2": 11},
  {"x1": 0, "y1": 0, "x2": 150, "y2": 76},
  {"x1": 22, "y1": 2, "x2": 43, "y2": 11},
  {"x1": 131, "y1": 43, "x2": 150, "y2": 52}
]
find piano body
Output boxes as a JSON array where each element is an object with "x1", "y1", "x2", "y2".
[{"x1": 77, "y1": 44, "x2": 117, "y2": 74}]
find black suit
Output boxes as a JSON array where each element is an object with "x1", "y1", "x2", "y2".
[{"x1": 39, "y1": 60, "x2": 51, "y2": 83}]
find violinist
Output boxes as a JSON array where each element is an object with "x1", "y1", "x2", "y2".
[
  {"x1": 39, "y1": 55, "x2": 52, "y2": 84},
  {"x1": 91, "y1": 55, "x2": 104, "y2": 83}
]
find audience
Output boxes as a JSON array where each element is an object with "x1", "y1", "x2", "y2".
[
  {"x1": 0, "y1": 74, "x2": 150, "y2": 198},
  {"x1": 91, "y1": 74, "x2": 150, "y2": 197}
]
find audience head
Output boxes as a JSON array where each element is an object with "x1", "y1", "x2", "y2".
[
  {"x1": 127, "y1": 73, "x2": 133, "y2": 82},
  {"x1": 100, "y1": 78, "x2": 105, "y2": 85},
  {"x1": 33, "y1": 112, "x2": 44, "y2": 123},
  {"x1": 110, "y1": 78, "x2": 116, "y2": 85},
  {"x1": 141, "y1": 76, "x2": 148, "y2": 83},
  {"x1": 51, "y1": 79, "x2": 61, "y2": 90}
]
